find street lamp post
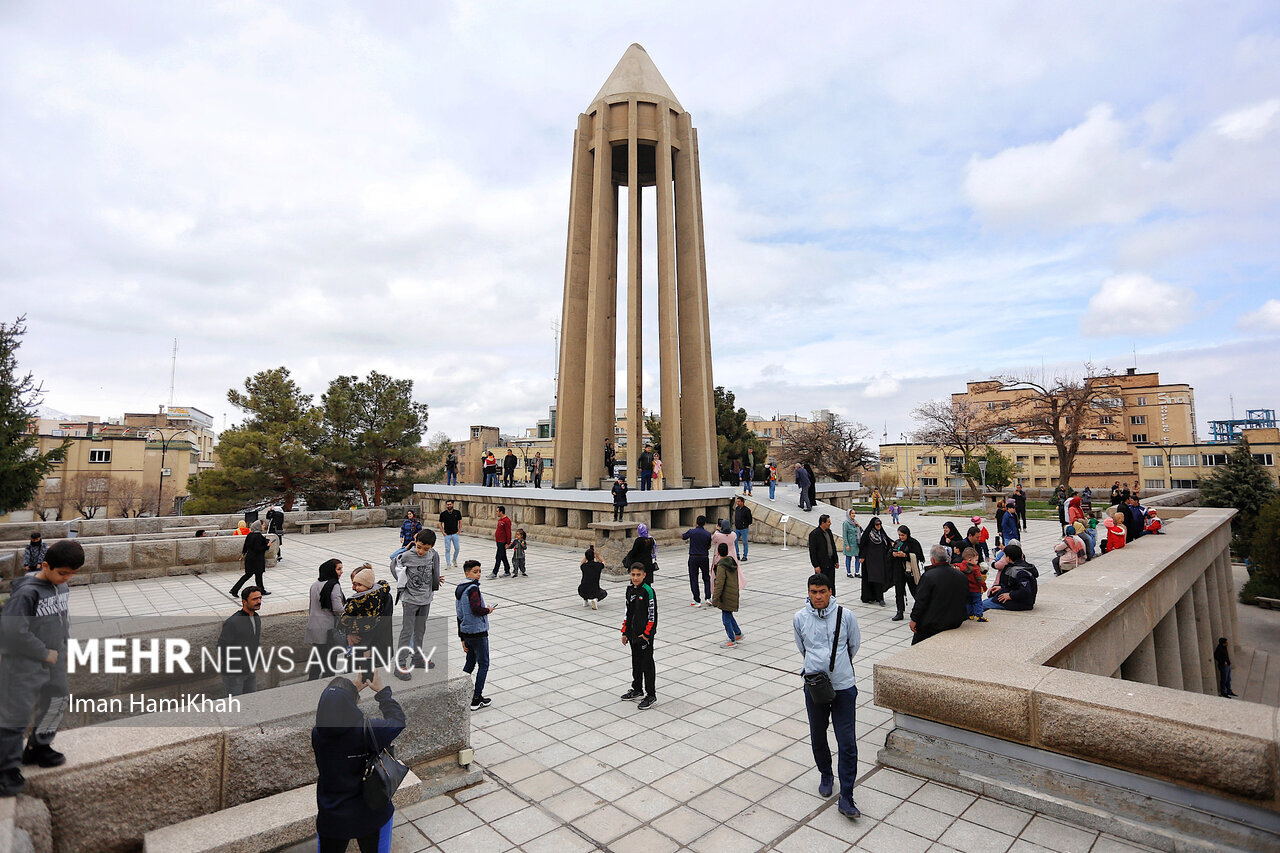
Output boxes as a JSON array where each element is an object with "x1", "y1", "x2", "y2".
[
  {"x1": 916, "y1": 462, "x2": 925, "y2": 505},
  {"x1": 150, "y1": 428, "x2": 195, "y2": 517},
  {"x1": 978, "y1": 459, "x2": 988, "y2": 492},
  {"x1": 901, "y1": 432, "x2": 911, "y2": 504}
]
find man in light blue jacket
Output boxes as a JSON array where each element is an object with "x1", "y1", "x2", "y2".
[{"x1": 794, "y1": 573, "x2": 862, "y2": 819}]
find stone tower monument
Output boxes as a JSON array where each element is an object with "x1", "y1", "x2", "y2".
[{"x1": 552, "y1": 44, "x2": 717, "y2": 489}]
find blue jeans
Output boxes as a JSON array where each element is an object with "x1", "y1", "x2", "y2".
[
  {"x1": 462, "y1": 636, "x2": 489, "y2": 700},
  {"x1": 446, "y1": 470, "x2": 457, "y2": 485},
  {"x1": 721, "y1": 610, "x2": 742, "y2": 641},
  {"x1": 640, "y1": 471, "x2": 653, "y2": 490},
  {"x1": 734, "y1": 528, "x2": 749, "y2": 559},
  {"x1": 981, "y1": 596, "x2": 1007, "y2": 612},
  {"x1": 968, "y1": 592, "x2": 984, "y2": 618},
  {"x1": 444, "y1": 533, "x2": 460, "y2": 566},
  {"x1": 1218, "y1": 663, "x2": 1233, "y2": 696},
  {"x1": 769, "y1": 481, "x2": 776, "y2": 499},
  {"x1": 804, "y1": 683, "x2": 858, "y2": 801}
]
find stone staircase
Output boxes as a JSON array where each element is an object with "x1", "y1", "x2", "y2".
[
  {"x1": 1235, "y1": 644, "x2": 1280, "y2": 707},
  {"x1": 739, "y1": 486, "x2": 857, "y2": 546}
]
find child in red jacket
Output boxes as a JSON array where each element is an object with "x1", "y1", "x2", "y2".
[{"x1": 960, "y1": 547, "x2": 987, "y2": 623}]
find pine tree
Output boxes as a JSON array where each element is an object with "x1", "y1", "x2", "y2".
[
  {"x1": 0, "y1": 316, "x2": 69, "y2": 513},
  {"x1": 1200, "y1": 437, "x2": 1279, "y2": 556}
]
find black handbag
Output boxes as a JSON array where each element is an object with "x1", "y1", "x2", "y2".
[
  {"x1": 803, "y1": 606, "x2": 843, "y2": 706},
  {"x1": 361, "y1": 718, "x2": 410, "y2": 810}
]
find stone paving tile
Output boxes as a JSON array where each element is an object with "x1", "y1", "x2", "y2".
[
  {"x1": 390, "y1": 821, "x2": 432, "y2": 853},
  {"x1": 1087, "y1": 836, "x2": 1161, "y2": 853},
  {"x1": 858, "y1": 820, "x2": 934, "y2": 853},
  {"x1": 688, "y1": 823, "x2": 759, "y2": 853},
  {"x1": 961, "y1": 797, "x2": 1034, "y2": 836},
  {"x1": 614, "y1": 785, "x2": 681, "y2": 821},
  {"x1": 489, "y1": 805, "x2": 562, "y2": 846},
  {"x1": 461, "y1": 787, "x2": 525, "y2": 822},
  {"x1": 772, "y1": 823, "x2": 853, "y2": 853},
  {"x1": 732, "y1": 803, "x2": 800, "y2": 843},
  {"x1": 435, "y1": 823, "x2": 515, "y2": 853},
  {"x1": 518, "y1": 827, "x2": 598, "y2": 853},
  {"x1": 650, "y1": 805, "x2": 719, "y2": 845},
  {"x1": 610, "y1": 825, "x2": 682, "y2": 853},
  {"x1": 908, "y1": 780, "x2": 979, "y2": 816},
  {"x1": 417, "y1": 804, "x2": 482, "y2": 842},
  {"x1": 938, "y1": 817, "x2": 1016, "y2": 853},
  {"x1": 1018, "y1": 815, "x2": 1099, "y2": 853},
  {"x1": 572, "y1": 803, "x2": 640, "y2": 843},
  {"x1": 885, "y1": 800, "x2": 959, "y2": 840}
]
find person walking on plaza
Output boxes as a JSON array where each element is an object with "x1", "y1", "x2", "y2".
[
  {"x1": 532, "y1": 451, "x2": 545, "y2": 488},
  {"x1": 22, "y1": 532, "x2": 46, "y2": 573},
  {"x1": 391, "y1": 531, "x2": 441, "y2": 680},
  {"x1": 306, "y1": 559, "x2": 346, "y2": 681},
  {"x1": 312, "y1": 668, "x2": 406, "y2": 853},
  {"x1": 794, "y1": 573, "x2": 862, "y2": 820},
  {"x1": 871, "y1": 488, "x2": 882, "y2": 516},
  {"x1": 502, "y1": 449, "x2": 518, "y2": 487},
  {"x1": 492, "y1": 506, "x2": 513, "y2": 576},
  {"x1": 768, "y1": 462, "x2": 778, "y2": 500},
  {"x1": 712, "y1": 519, "x2": 737, "y2": 570},
  {"x1": 266, "y1": 506, "x2": 285, "y2": 560},
  {"x1": 456, "y1": 560, "x2": 495, "y2": 711},
  {"x1": 625, "y1": 523, "x2": 658, "y2": 586},
  {"x1": 733, "y1": 496, "x2": 753, "y2": 561},
  {"x1": 712, "y1": 543, "x2": 743, "y2": 648},
  {"x1": 218, "y1": 587, "x2": 263, "y2": 696},
  {"x1": 681, "y1": 515, "x2": 713, "y2": 607},
  {"x1": 796, "y1": 463, "x2": 812, "y2": 512},
  {"x1": 578, "y1": 547, "x2": 608, "y2": 609},
  {"x1": 621, "y1": 563, "x2": 658, "y2": 709},
  {"x1": 1215, "y1": 637, "x2": 1236, "y2": 698},
  {"x1": 611, "y1": 475, "x2": 628, "y2": 522},
  {"x1": 1014, "y1": 484, "x2": 1027, "y2": 532},
  {"x1": 0, "y1": 539, "x2": 84, "y2": 796},
  {"x1": 445, "y1": 448, "x2": 458, "y2": 485},
  {"x1": 439, "y1": 499, "x2": 462, "y2": 569},
  {"x1": 842, "y1": 508, "x2": 862, "y2": 579},
  {"x1": 909, "y1": 545, "x2": 969, "y2": 645},
  {"x1": 889, "y1": 501, "x2": 901, "y2": 525},
  {"x1": 638, "y1": 443, "x2": 655, "y2": 490},
  {"x1": 808, "y1": 514, "x2": 839, "y2": 596},
  {"x1": 805, "y1": 462, "x2": 818, "y2": 510},
  {"x1": 230, "y1": 520, "x2": 272, "y2": 598},
  {"x1": 858, "y1": 517, "x2": 891, "y2": 606},
  {"x1": 890, "y1": 525, "x2": 924, "y2": 621}
]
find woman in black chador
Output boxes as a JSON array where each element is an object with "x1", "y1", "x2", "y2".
[{"x1": 857, "y1": 517, "x2": 891, "y2": 605}]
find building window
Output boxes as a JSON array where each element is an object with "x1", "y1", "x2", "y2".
[
  {"x1": 881, "y1": 456, "x2": 894, "y2": 464},
  {"x1": 919, "y1": 455, "x2": 937, "y2": 465},
  {"x1": 1201, "y1": 453, "x2": 1228, "y2": 467},
  {"x1": 920, "y1": 477, "x2": 938, "y2": 486},
  {"x1": 986, "y1": 402, "x2": 997, "y2": 410},
  {"x1": 1016, "y1": 455, "x2": 1029, "y2": 463},
  {"x1": 1131, "y1": 433, "x2": 1148, "y2": 443},
  {"x1": 1049, "y1": 457, "x2": 1058, "y2": 466},
  {"x1": 45, "y1": 477, "x2": 61, "y2": 492},
  {"x1": 88, "y1": 477, "x2": 108, "y2": 492},
  {"x1": 1099, "y1": 415, "x2": 1114, "y2": 425},
  {"x1": 1130, "y1": 415, "x2": 1147, "y2": 426},
  {"x1": 1002, "y1": 401, "x2": 1011, "y2": 409},
  {"x1": 1171, "y1": 454, "x2": 1197, "y2": 467},
  {"x1": 1144, "y1": 479, "x2": 1165, "y2": 490},
  {"x1": 1142, "y1": 455, "x2": 1162, "y2": 467},
  {"x1": 946, "y1": 456, "x2": 964, "y2": 473},
  {"x1": 1135, "y1": 396, "x2": 1147, "y2": 406},
  {"x1": 1253, "y1": 453, "x2": 1275, "y2": 466},
  {"x1": 89, "y1": 449, "x2": 111, "y2": 463},
  {"x1": 1171, "y1": 479, "x2": 1200, "y2": 489}
]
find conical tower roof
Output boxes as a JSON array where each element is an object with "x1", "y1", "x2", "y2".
[{"x1": 590, "y1": 44, "x2": 683, "y2": 110}]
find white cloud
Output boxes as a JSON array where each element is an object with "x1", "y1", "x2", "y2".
[
  {"x1": 864, "y1": 375, "x2": 901, "y2": 399},
  {"x1": 1213, "y1": 99, "x2": 1280, "y2": 141},
  {"x1": 1238, "y1": 299, "x2": 1280, "y2": 333},
  {"x1": 1080, "y1": 274, "x2": 1195, "y2": 337}
]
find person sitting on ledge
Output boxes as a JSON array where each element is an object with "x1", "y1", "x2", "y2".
[{"x1": 981, "y1": 542, "x2": 1038, "y2": 613}]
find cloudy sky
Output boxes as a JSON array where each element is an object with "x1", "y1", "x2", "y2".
[{"x1": 3, "y1": 1, "x2": 1279, "y2": 446}]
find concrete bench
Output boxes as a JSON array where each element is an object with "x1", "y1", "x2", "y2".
[
  {"x1": 143, "y1": 769, "x2": 424, "y2": 853},
  {"x1": 1257, "y1": 597, "x2": 1280, "y2": 610},
  {"x1": 296, "y1": 519, "x2": 336, "y2": 534}
]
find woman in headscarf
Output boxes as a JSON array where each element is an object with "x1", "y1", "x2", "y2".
[
  {"x1": 230, "y1": 520, "x2": 271, "y2": 598},
  {"x1": 890, "y1": 525, "x2": 925, "y2": 621},
  {"x1": 339, "y1": 565, "x2": 394, "y2": 676},
  {"x1": 857, "y1": 517, "x2": 891, "y2": 605},
  {"x1": 624, "y1": 523, "x2": 658, "y2": 585},
  {"x1": 578, "y1": 547, "x2": 608, "y2": 609},
  {"x1": 399, "y1": 510, "x2": 422, "y2": 548},
  {"x1": 842, "y1": 508, "x2": 862, "y2": 579},
  {"x1": 306, "y1": 559, "x2": 346, "y2": 681},
  {"x1": 711, "y1": 519, "x2": 737, "y2": 566},
  {"x1": 939, "y1": 522, "x2": 964, "y2": 561},
  {"x1": 803, "y1": 462, "x2": 818, "y2": 509},
  {"x1": 312, "y1": 669, "x2": 406, "y2": 852}
]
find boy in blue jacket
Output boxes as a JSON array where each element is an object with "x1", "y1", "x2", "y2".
[{"x1": 455, "y1": 560, "x2": 495, "y2": 711}]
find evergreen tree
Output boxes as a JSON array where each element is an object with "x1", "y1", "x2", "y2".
[
  {"x1": 714, "y1": 386, "x2": 769, "y2": 483},
  {"x1": 1200, "y1": 437, "x2": 1279, "y2": 557},
  {"x1": 321, "y1": 371, "x2": 429, "y2": 506},
  {"x1": 1242, "y1": 495, "x2": 1280, "y2": 603},
  {"x1": 0, "y1": 316, "x2": 69, "y2": 513},
  {"x1": 965, "y1": 446, "x2": 1015, "y2": 492}
]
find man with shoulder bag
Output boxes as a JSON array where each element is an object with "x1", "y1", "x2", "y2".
[{"x1": 793, "y1": 573, "x2": 862, "y2": 820}]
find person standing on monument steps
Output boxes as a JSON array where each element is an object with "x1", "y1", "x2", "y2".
[
  {"x1": 491, "y1": 506, "x2": 513, "y2": 577},
  {"x1": 639, "y1": 443, "x2": 655, "y2": 490},
  {"x1": 804, "y1": 462, "x2": 818, "y2": 510},
  {"x1": 439, "y1": 499, "x2": 462, "y2": 569},
  {"x1": 532, "y1": 451, "x2": 545, "y2": 488},
  {"x1": 796, "y1": 463, "x2": 812, "y2": 512},
  {"x1": 445, "y1": 448, "x2": 458, "y2": 486},
  {"x1": 502, "y1": 449, "x2": 518, "y2": 488},
  {"x1": 612, "y1": 475, "x2": 628, "y2": 522}
]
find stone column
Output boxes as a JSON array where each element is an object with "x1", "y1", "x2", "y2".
[
  {"x1": 655, "y1": 106, "x2": 683, "y2": 486},
  {"x1": 1191, "y1": 576, "x2": 1216, "y2": 693},
  {"x1": 1204, "y1": 563, "x2": 1224, "y2": 648},
  {"x1": 1216, "y1": 552, "x2": 1239, "y2": 645},
  {"x1": 1120, "y1": 633, "x2": 1158, "y2": 685},
  {"x1": 553, "y1": 116, "x2": 594, "y2": 488},
  {"x1": 580, "y1": 115, "x2": 618, "y2": 487},
  {"x1": 1175, "y1": 592, "x2": 1204, "y2": 694},
  {"x1": 625, "y1": 101, "x2": 643, "y2": 491},
  {"x1": 1152, "y1": 608, "x2": 1183, "y2": 691},
  {"x1": 674, "y1": 112, "x2": 716, "y2": 487}
]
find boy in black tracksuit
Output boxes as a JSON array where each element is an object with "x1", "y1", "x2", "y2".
[
  {"x1": 620, "y1": 564, "x2": 658, "y2": 709},
  {"x1": 0, "y1": 540, "x2": 85, "y2": 797}
]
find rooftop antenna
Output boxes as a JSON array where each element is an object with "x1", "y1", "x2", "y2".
[
  {"x1": 168, "y1": 338, "x2": 178, "y2": 407},
  {"x1": 551, "y1": 321, "x2": 561, "y2": 384}
]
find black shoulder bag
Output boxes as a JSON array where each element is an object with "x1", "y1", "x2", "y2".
[
  {"x1": 803, "y1": 607, "x2": 843, "y2": 706},
  {"x1": 361, "y1": 717, "x2": 410, "y2": 810}
]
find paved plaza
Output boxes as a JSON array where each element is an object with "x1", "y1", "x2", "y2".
[{"x1": 79, "y1": 509, "x2": 1162, "y2": 852}]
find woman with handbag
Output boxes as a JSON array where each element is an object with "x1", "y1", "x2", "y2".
[
  {"x1": 306, "y1": 559, "x2": 346, "y2": 681},
  {"x1": 312, "y1": 669, "x2": 406, "y2": 852},
  {"x1": 890, "y1": 525, "x2": 925, "y2": 622}
]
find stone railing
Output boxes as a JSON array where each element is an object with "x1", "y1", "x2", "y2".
[{"x1": 874, "y1": 507, "x2": 1280, "y2": 852}]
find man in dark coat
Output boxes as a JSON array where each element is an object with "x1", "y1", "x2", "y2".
[
  {"x1": 808, "y1": 514, "x2": 839, "y2": 595},
  {"x1": 1124, "y1": 496, "x2": 1146, "y2": 543},
  {"x1": 982, "y1": 543, "x2": 1039, "y2": 613},
  {"x1": 796, "y1": 464, "x2": 813, "y2": 512},
  {"x1": 502, "y1": 450, "x2": 518, "y2": 487},
  {"x1": 909, "y1": 546, "x2": 968, "y2": 645},
  {"x1": 1013, "y1": 485, "x2": 1027, "y2": 532},
  {"x1": 804, "y1": 463, "x2": 818, "y2": 510},
  {"x1": 218, "y1": 588, "x2": 263, "y2": 696}
]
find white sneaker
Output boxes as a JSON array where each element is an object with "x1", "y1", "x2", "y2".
[
  {"x1": 583, "y1": 599, "x2": 589, "y2": 608},
  {"x1": 591, "y1": 599, "x2": 597, "y2": 610}
]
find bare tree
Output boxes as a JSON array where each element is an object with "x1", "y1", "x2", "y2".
[
  {"x1": 910, "y1": 398, "x2": 1006, "y2": 489},
  {"x1": 65, "y1": 473, "x2": 108, "y2": 519},
  {"x1": 860, "y1": 469, "x2": 900, "y2": 493},
  {"x1": 992, "y1": 364, "x2": 1117, "y2": 490},
  {"x1": 778, "y1": 415, "x2": 875, "y2": 481},
  {"x1": 112, "y1": 477, "x2": 147, "y2": 517},
  {"x1": 141, "y1": 482, "x2": 162, "y2": 516}
]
